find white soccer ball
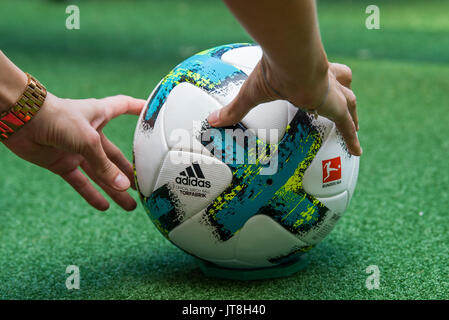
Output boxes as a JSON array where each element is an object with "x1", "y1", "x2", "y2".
[{"x1": 133, "y1": 44, "x2": 359, "y2": 269}]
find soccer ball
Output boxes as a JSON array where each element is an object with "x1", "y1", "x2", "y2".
[{"x1": 133, "y1": 43, "x2": 359, "y2": 269}]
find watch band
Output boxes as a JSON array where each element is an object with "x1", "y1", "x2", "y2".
[{"x1": 0, "y1": 73, "x2": 47, "y2": 141}]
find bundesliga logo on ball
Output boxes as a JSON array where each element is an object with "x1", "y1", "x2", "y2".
[{"x1": 322, "y1": 156, "x2": 342, "y2": 187}]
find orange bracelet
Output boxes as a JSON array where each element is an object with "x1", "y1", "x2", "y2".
[{"x1": 0, "y1": 73, "x2": 47, "y2": 141}]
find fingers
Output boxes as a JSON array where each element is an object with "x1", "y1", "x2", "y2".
[
  {"x1": 61, "y1": 168, "x2": 110, "y2": 211},
  {"x1": 79, "y1": 95, "x2": 142, "y2": 191},
  {"x1": 78, "y1": 95, "x2": 141, "y2": 192},
  {"x1": 205, "y1": 56, "x2": 361, "y2": 155},
  {"x1": 207, "y1": 79, "x2": 257, "y2": 127},
  {"x1": 100, "y1": 133, "x2": 136, "y2": 190},
  {"x1": 81, "y1": 130, "x2": 131, "y2": 192},
  {"x1": 325, "y1": 64, "x2": 361, "y2": 155},
  {"x1": 208, "y1": 59, "x2": 277, "y2": 127},
  {"x1": 334, "y1": 110, "x2": 362, "y2": 156},
  {"x1": 339, "y1": 83, "x2": 359, "y2": 131},
  {"x1": 58, "y1": 148, "x2": 137, "y2": 212},
  {"x1": 329, "y1": 63, "x2": 352, "y2": 88},
  {"x1": 207, "y1": 94, "x2": 253, "y2": 127},
  {"x1": 82, "y1": 95, "x2": 145, "y2": 132},
  {"x1": 318, "y1": 78, "x2": 362, "y2": 156},
  {"x1": 101, "y1": 95, "x2": 146, "y2": 120},
  {"x1": 81, "y1": 160, "x2": 137, "y2": 212}
]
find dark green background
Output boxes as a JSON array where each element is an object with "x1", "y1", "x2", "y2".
[{"x1": 0, "y1": 0, "x2": 448, "y2": 299}]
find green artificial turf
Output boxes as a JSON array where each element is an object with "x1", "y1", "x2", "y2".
[{"x1": 0, "y1": 0, "x2": 448, "y2": 299}]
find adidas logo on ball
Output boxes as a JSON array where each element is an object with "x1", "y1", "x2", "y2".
[{"x1": 175, "y1": 163, "x2": 211, "y2": 188}]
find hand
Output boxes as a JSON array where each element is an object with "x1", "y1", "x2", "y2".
[
  {"x1": 3, "y1": 93, "x2": 146, "y2": 211},
  {"x1": 207, "y1": 56, "x2": 362, "y2": 156}
]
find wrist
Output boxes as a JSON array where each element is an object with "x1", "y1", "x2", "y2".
[
  {"x1": 0, "y1": 72, "x2": 28, "y2": 113},
  {"x1": 0, "y1": 52, "x2": 28, "y2": 113},
  {"x1": 0, "y1": 73, "x2": 47, "y2": 141}
]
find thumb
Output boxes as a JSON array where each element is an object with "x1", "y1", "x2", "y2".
[
  {"x1": 207, "y1": 59, "x2": 278, "y2": 127},
  {"x1": 82, "y1": 131, "x2": 130, "y2": 191}
]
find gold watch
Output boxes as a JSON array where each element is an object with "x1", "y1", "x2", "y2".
[{"x1": 0, "y1": 73, "x2": 47, "y2": 141}]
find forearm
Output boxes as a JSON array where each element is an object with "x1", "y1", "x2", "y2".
[
  {"x1": 224, "y1": 0, "x2": 328, "y2": 101},
  {"x1": 0, "y1": 51, "x2": 28, "y2": 113}
]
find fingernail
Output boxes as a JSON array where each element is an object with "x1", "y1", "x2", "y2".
[
  {"x1": 353, "y1": 147, "x2": 362, "y2": 156},
  {"x1": 207, "y1": 110, "x2": 220, "y2": 125},
  {"x1": 126, "y1": 201, "x2": 137, "y2": 212},
  {"x1": 114, "y1": 173, "x2": 130, "y2": 190}
]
